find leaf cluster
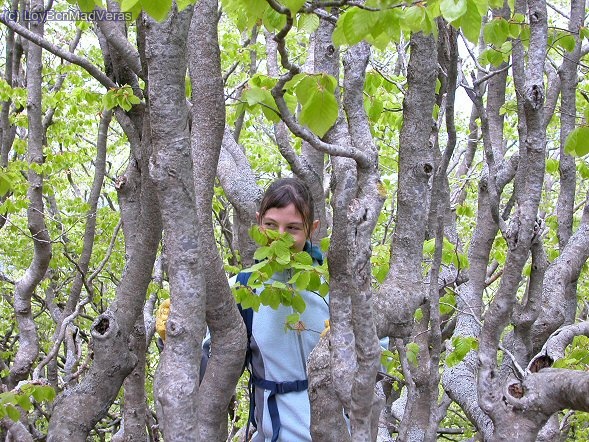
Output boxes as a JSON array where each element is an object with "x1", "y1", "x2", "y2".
[
  {"x1": 232, "y1": 226, "x2": 328, "y2": 329},
  {"x1": 0, "y1": 383, "x2": 56, "y2": 423},
  {"x1": 102, "y1": 85, "x2": 141, "y2": 112},
  {"x1": 239, "y1": 72, "x2": 339, "y2": 138}
]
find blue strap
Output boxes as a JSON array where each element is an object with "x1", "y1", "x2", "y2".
[
  {"x1": 237, "y1": 272, "x2": 256, "y2": 435},
  {"x1": 252, "y1": 375, "x2": 308, "y2": 442},
  {"x1": 303, "y1": 240, "x2": 324, "y2": 265}
]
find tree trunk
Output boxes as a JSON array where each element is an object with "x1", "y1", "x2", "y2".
[
  {"x1": 187, "y1": 1, "x2": 248, "y2": 440},
  {"x1": 375, "y1": 31, "x2": 437, "y2": 340},
  {"x1": 145, "y1": 7, "x2": 208, "y2": 442},
  {"x1": 9, "y1": 0, "x2": 51, "y2": 388}
]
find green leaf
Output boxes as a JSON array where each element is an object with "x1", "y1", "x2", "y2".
[
  {"x1": 102, "y1": 91, "x2": 116, "y2": 110},
  {"x1": 545, "y1": 158, "x2": 559, "y2": 174},
  {"x1": 440, "y1": 0, "x2": 467, "y2": 22},
  {"x1": 380, "y1": 9, "x2": 401, "y2": 44},
  {"x1": 281, "y1": 0, "x2": 306, "y2": 13},
  {"x1": 0, "y1": 172, "x2": 11, "y2": 196},
  {"x1": 439, "y1": 289, "x2": 456, "y2": 315},
  {"x1": 366, "y1": 97, "x2": 384, "y2": 122},
  {"x1": 297, "y1": 13, "x2": 320, "y2": 33},
  {"x1": 139, "y1": 0, "x2": 172, "y2": 21},
  {"x1": 293, "y1": 251, "x2": 313, "y2": 266},
  {"x1": 406, "y1": 342, "x2": 419, "y2": 366},
  {"x1": 512, "y1": 12, "x2": 525, "y2": 23},
  {"x1": 272, "y1": 240, "x2": 291, "y2": 265},
  {"x1": 77, "y1": 0, "x2": 95, "y2": 12},
  {"x1": 483, "y1": 18, "x2": 509, "y2": 46},
  {"x1": 404, "y1": 5, "x2": 426, "y2": 33},
  {"x1": 332, "y1": 18, "x2": 348, "y2": 46},
  {"x1": 557, "y1": 33, "x2": 576, "y2": 52},
  {"x1": 456, "y1": 203, "x2": 474, "y2": 217},
  {"x1": 340, "y1": 9, "x2": 363, "y2": 45},
  {"x1": 292, "y1": 293, "x2": 306, "y2": 313},
  {"x1": 423, "y1": 238, "x2": 435, "y2": 255},
  {"x1": 508, "y1": 22, "x2": 521, "y2": 38},
  {"x1": 295, "y1": 271, "x2": 310, "y2": 290},
  {"x1": 239, "y1": 260, "x2": 270, "y2": 276},
  {"x1": 485, "y1": 49, "x2": 505, "y2": 67},
  {"x1": 461, "y1": 0, "x2": 482, "y2": 43},
  {"x1": 414, "y1": 307, "x2": 423, "y2": 321},
  {"x1": 294, "y1": 76, "x2": 315, "y2": 105},
  {"x1": 244, "y1": 292, "x2": 262, "y2": 311},
  {"x1": 286, "y1": 312, "x2": 300, "y2": 326},
  {"x1": 254, "y1": 246, "x2": 272, "y2": 261},
  {"x1": 318, "y1": 282, "x2": 329, "y2": 297},
  {"x1": 243, "y1": 86, "x2": 268, "y2": 106},
  {"x1": 299, "y1": 83, "x2": 338, "y2": 137},
  {"x1": 564, "y1": 126, "x2": 589, "y2": 157},
  {"x1": 307, "y1": 272, "x2": 321, "y2": 291},
  {"x1": 374, "y1": 265, "x2": 388, "y2": 284},
  {"x1": 446, "y1": 336, "x2": 479, "y2": 367},
  {"x1": 271, "y1": 281, "x2": 288, "y2": 290},
  {"x1": 127, "y1": 95, "x2": 141, "y2": 105},
  {"x1": 578, "y1": 161, "x2": 589, "y2": 178},
  {"x1": 5, "y1": 405, "x2": 19, "y2": 422},
  {"x1": 120, "y1": 0, "x2": 139, "y2": 11},
  {"x1": 260, "y1": 286, "x2": 281, "y2": 309},
  {"x1": 15, "y1": 393, "x2": 32, "y2": 411},
  {"x1": 263, "y1": 6, "x2": 286, "y2": 32},
  {"x1": 320, "y1": 237, "x2": 330, "y2": 252},
  {"x1": 249, "y1": 225, "x2": 269, "y2": 246},
  {"x1": 177, "y1": 0, "x2": 194, "y2": 11}
]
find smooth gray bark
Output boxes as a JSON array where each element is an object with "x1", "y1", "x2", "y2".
[
  {"x1": 145, "y1": 7, "x2": 206, "y2": 442},
  {"x1": 9, "y1": 0, "x2": 50, "y2": 388},
  {"x1": 217, "y1": 128, "x2": 262, "y2": 266},
  {"x1": 375, "y1": 32, "x2": 437, "y2": 340},
  {"x1": 188, "y1": 1, "x2": 248, "y2": 440},
  {"x1": 477, "y1": 0, "x2": 550, "y2": 437}
]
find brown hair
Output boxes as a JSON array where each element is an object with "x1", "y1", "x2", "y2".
[{"x1": 258, "y1": 177, "x2": 315, "y2": 239}]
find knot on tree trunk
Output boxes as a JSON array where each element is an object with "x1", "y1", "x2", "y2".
[
  {"x1": 91, "y1": 312, "x2": 118, "y2": 340},
  {"x1": 416, "y1": 161, "x2": 434, "y2": 178},
  {"x1": 508, "y1": 382, "x2": 524, "y2": 398},
  {"x1": 525, "y1": 84, "x2": 544, "y2": 110},
  {"x1": 165, "y1": 318, "x2": 184, "y2": 338}
]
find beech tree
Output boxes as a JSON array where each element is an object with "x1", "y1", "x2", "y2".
[{"x1": 1, "y1": 0, "x2": 589, "y2": 440}]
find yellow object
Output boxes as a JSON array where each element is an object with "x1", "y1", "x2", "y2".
[
  {"x1": 156, "y1": 299, "x2": 170, "y2": 341},
  {"x1": 320, "y1": 319, "x2": 330, "y2": 338}
]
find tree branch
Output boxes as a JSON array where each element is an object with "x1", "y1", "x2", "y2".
[{"x1": 0, "y1": 14, "x2": 116, "y2": 89}]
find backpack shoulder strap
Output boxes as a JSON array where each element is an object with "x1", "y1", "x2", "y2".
[
  {"x1": 236, "y1": 271, "x2": 256, "y2": 433},
  {"x1": 236, "y1": 272, "x2": 253, "y2": 339}
]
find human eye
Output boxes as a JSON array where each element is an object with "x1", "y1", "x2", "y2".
[{"x1": 263, "y1": 221, "x2": 278, "y2": 229}]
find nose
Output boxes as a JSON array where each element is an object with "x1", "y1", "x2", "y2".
[{"x1": 278, "y1": 226, "x2": 286, "y2": 234}]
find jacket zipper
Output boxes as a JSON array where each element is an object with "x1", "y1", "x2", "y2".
[{"x1": 287, "y1": 267, "x2": 308, "y2": 373}]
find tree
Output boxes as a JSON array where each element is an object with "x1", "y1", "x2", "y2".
[{"x1": 1, "y1": 0, "x2": 589, "y2": 440}]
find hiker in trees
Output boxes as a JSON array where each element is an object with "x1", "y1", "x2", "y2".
[
  {"x1": 239, "y1": 177, "x2": 326, "y2": 442},
  {"x1": 157, "y1": 177, "x2": 327, "y2": 441}
]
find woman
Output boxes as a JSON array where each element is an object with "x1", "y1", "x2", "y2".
[{"x1": 242, "y1": 177, "x2": 327, "y2": 442}]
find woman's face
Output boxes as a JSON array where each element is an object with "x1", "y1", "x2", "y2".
[{"x1": 258, "y1": 203, "x2": 313, "y2": 252}]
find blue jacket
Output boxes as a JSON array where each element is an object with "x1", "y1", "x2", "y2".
[{"x1": 240, "y1": 243, "x2": 328, "y2": 442}]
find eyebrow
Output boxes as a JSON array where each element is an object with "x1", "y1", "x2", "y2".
[{"x1": 262, "y1": 217, "x2": 304, "y2": 227}]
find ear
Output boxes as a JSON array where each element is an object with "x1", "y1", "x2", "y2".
[
  {"x1": 310, "y1": 219, "x2": 320, "y2": 235},
  {"x1": 256, "y1": 211, "x2": 260, "y2": 223}
]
